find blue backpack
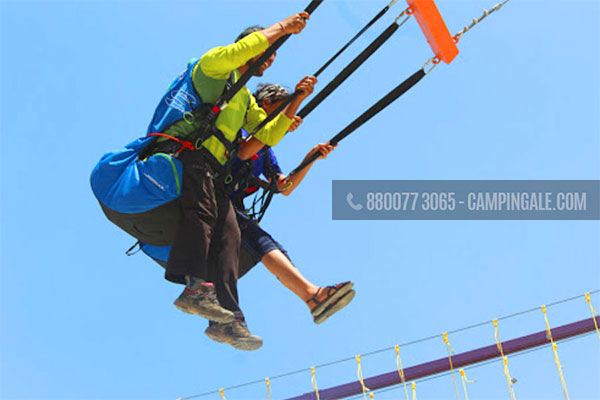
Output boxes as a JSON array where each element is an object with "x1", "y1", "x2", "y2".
[
  {"x1": 90, "y1": 135, "x2": 185, "y2": 246},
  {"x1": 90, "y1": 59, "x2": 210, "y2": 246}
]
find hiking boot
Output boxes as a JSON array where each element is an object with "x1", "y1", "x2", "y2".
[
  {"x1": 205, "y1": 319, "x2": 263, "y2": 351},
  {"x1": 173, "y1": 276, "x2": 235, "y2": 323}
]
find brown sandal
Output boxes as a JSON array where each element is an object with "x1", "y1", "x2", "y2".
[
  {"x1": 313, "y1": 290, "x2": 355, "y2": 325},
  {"x1": 307, "y1": 282, "x2": 354, "y2": 323}
]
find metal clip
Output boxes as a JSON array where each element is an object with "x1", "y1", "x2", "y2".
[{"x1": 423, "y1": 57, "x2": 440, "y2": 74}]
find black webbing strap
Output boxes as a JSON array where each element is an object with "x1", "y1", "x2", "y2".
[
  {"x1": 233, "y1": 150, "x2": 281, "y2": 222},
  {"x1": 288, "y1": 68, "x2": 426, "y2": 177},
  {"x1": 246, "y1": 178, "x2": 279, "y2": 223},
  {"x1": 207, "y1": 127, "x2": 236, "y2": 152},
  {"x1": 248, "y1": 92, "x2": 299, "y2": 137},
  {"x1": 314, "y1": 0, "x2": 397, "y2": 77},
  {"x1": 298, "y1": 21, "x2": 401, "y2": 119},
  {"x1": 189, "y1": 72, "x2": 236, "y2": 152},
  {"x1": 248, "y1": 3, "x2": 400, "y2": 136},
  {"x1": 215, "y1": 0, "x2": 324, "y2": 110}
]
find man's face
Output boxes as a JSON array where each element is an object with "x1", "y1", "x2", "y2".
[{"x1": 249, "y1": 52, "x2": 276, "y2": 77}]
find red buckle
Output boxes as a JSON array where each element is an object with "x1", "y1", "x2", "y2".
[{"x1": 147, "y1": 133, "x2": 195, "y2": 154}]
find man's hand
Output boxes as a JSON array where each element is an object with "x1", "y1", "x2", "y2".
[
  {"x1": 296, "y1": 76, "x2": 317, "y2": 101},
  {"x1": 279, "y1": 12, "x2": 310, "y2": 35},
  {"x1": 307, "y1": 142, "x2": 336, "y2": 160},
  {"x1": 288, "y1": 116, "x2": 303, "y2": 132}
]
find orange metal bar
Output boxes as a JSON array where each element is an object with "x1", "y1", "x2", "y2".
[{"x1": 406, "y1": 0, "x2": 459, "y2": 64}]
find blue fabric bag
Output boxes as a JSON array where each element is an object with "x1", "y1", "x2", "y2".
[
  {"x1": 90, "y1": 135, "x2": 183, "y2": 246},
  {"x1": 91, "y1": 59, "x2": 206, "y2": 246}
]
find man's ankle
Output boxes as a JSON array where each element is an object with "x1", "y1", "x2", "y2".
[
  {"x1": 233, "y1": 311, "x2": 245, "y2": 322},
  {"x1": 185, "y1": 275, "x2": 210, "y2": 291}
]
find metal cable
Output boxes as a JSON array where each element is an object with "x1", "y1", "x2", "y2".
[
  {"x1": 346, "y1": 330, "x2": 596, "y2": 400},
  {"x1": 178, "y1": 290, "x2": 599, "y2": 399},
  {"x1": 454, "y1": 0, "x2": 511, "y2": 43},
  {"x1": 423, "y1": 0, "x2": 512, "y2": 74}
]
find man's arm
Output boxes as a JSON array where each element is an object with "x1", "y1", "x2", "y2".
[
  {"x1": 200, "y1": 12, "x2": 310, "y2": 79},
  {"x1": 261, "y1": 12, "x2": 309, "y2": 45},
  {"x1": 200, "y1": 32, "x2": 270, "y2": 79}
]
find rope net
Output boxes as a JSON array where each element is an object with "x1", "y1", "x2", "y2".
[{"x1": 177, "y1": 290, "x2": 600, "y2": 400}]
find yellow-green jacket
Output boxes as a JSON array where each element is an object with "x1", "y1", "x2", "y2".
[{"x1": 163, "y1": 32, "x2": 292, "y2": 165}]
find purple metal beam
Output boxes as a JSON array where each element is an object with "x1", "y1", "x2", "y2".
[{"x1": 285, "y1": 316, "x2": 599, "y2": 400}]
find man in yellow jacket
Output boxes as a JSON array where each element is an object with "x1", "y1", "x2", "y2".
[{"x1": 149, "y1": 12, "x2": 316, "y2": 349}]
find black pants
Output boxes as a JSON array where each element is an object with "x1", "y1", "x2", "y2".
[{"x1": 167, "y1": 150, "x2": 242, "y2": 315}]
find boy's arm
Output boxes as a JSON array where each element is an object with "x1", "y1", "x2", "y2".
[
  {"x1": 241, "y1": 94, "x2": 293, "y2": 151},
  {"x1": 237, "y1": 76, "x2": 316, "y2": 159},
  {"x1": 278, "y1": 143, "x2": 335, "y2": 196}
]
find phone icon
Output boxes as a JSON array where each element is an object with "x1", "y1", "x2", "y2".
[{"x1": 346, "y1": 192, "x2": 363, "y2": 211}]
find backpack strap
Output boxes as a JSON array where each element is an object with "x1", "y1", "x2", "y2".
[{"x1": 193, "y1": 72, "x2": 246, "y2": 157}]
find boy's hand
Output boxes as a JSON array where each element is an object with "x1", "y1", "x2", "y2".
[
  {"x1": 296, "y1": 76, "x2": 317, "y2": 101},
  {"x1": 288, "y1": 116, "x2": 303, "y2": 132},
  {"x1": 308, "y1": 142, "x2": 336, "y2": 160}
]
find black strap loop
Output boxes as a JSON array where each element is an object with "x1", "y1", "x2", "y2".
[
  {"x1": 298, "y1": 21, "x2": 401, "y2": 119},
  {"x1": 313, "y1": 2, "x2": 394, "y2": 77},
  {"x1": 125, "y1": 241, "x2": 142, "y2": 256}
]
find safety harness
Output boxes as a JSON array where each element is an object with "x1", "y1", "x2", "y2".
[{"x1": 147, "y1": 0, "x2": 325, "y2": 177}]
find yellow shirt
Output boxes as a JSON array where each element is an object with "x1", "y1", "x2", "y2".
[{"x1": 192, "y1": 31, "x2": 292, "y2": 164}]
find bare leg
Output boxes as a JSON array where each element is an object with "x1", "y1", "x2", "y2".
[{"x1": 261, "y1": 250, "x2": 327, "y2": 308}]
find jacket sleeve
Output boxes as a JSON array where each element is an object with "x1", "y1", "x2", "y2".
[
  {"x1": 244, "y1": 92, "x2": 293, "y2": 147},
  {"x1": 199, "y1": 32, "x2": 270, "y2": 79}
]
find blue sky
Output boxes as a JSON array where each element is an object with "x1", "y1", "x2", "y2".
[{"x1": 1, "y1": 1, "x2": 599, "y2": 399}]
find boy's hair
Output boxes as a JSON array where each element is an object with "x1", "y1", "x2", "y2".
[{"x1": 254, "y1": 84, "x2": 290, "y2": 107}]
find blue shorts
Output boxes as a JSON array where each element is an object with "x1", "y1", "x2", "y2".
[{"x1": 236, "y1": 210, "x2": 291, "y2": 277}]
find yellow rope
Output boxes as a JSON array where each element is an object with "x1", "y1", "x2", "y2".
[
  {"x1": 265, "y1": 378, "x2": 272, "y2": 400},
  {"x1": 218, "y1": 388, "x2": 226, "y2": 400},
  {"x1": 459, "y1": 369, "x2": 475, "y2": 400},
  {"x1": 443, "y1": 332, "x2": 461, "y2": 400},
  {"x1": 395, "y1": 345, "x2": 410, "y2": 400},
  {"x1": 311, "y1": 367, "x2": 320, "y2": 400},
  {"x1": 585, "y1": 293, "x2": 600, "y2": 342},
  {"x1": 493, "y1": 319, "x2": 517, "y2": 400},
  {"x1": 541, "y1": 305, "x2": 570, "y2": 400},
  {"x1": 411, "y1": 382, "x2": 417, "y2": 400},
  {"x1": 356, "y1": 355, "x2": 369, "y2": 399}
]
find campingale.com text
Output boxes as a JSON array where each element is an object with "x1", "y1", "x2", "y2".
[{"x1": 360, "y1": 191, "x2": 587, "y2": 212}]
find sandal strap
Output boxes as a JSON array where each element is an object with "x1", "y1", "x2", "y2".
[
  {"x1": 306, "y1": 287, "x2": 324, "y2": 306},
  {"x1": 307, "y1": 283, "x2": 350, "y2": 306},
  {"x1": 325, "y1": 285, "x2": 338, "y2": 297}
]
